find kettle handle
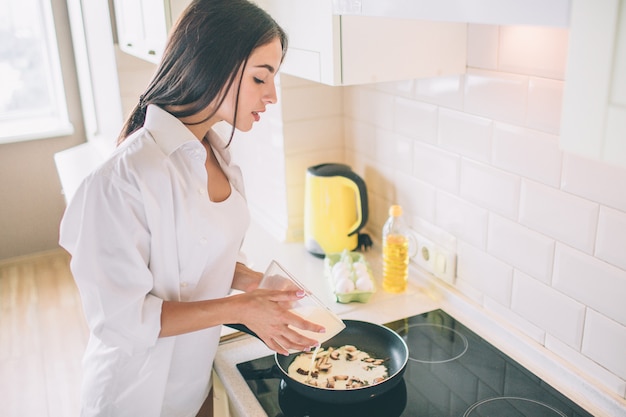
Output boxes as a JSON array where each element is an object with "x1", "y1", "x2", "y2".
[{"x1": 336, "y1": 172, "x2": 369, "y2": 237}]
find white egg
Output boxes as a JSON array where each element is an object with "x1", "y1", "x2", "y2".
[
  {"x1": 333, "y1": 262, "x2": 352, "y2": 280},
  {"x1": 335, "y1": 277, "x2": 356, "y2": 294},
  {"x1": 355, "y1": 276, "x2": 374, "y2": 292},
  {"x1": 333, "y1": 269, "x2": 351, "y2": 284},
  {"x1": 355, "y1": 269, "x2": 369, "y2": 281},
  {"x1": 352, "y1": 262, "x2": 368, "y2": 275}
]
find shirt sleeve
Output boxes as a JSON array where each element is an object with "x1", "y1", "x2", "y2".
[{"x1": 60, "y1": 170, "x2": 163, "y2": 355}]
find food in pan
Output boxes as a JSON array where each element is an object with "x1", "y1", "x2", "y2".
[{"x1": 287, "y1": 345, "x2": 388, "y2": 389}]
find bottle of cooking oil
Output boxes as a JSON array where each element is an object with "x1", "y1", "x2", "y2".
[{"x1": 382, "y1": 205, "x2": 410, "y2": 293}]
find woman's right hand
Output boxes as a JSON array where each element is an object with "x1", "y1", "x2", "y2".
[{"x1": 230, "y1": 289, "x2": 326, "y2": 355}]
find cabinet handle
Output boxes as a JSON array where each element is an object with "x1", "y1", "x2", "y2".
[{"x1": 148, "y1": 50, "x2": 156, "y2": 55}]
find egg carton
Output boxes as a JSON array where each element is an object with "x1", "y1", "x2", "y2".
[{"x1": 324, "y1": 250, "x2": 376, "y2": 303}]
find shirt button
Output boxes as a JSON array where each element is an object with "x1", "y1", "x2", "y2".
[
  {"x1": 199, "y1": 237, "x2": 208, "y2": 245},
  {"x1": 180, "y1": 282, "x2": 188, "y2": 288},
  {"x1": 197, "y1": 188, "x2": 205, "y2": 195}
]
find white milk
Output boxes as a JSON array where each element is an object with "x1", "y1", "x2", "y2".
[{"x1": 288, "y1": 305, "x2": 345, "y2": 351}]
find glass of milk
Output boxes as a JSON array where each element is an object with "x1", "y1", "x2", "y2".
[{"x1": 260, "y1": 260, "x2": 346, "y2": 352}]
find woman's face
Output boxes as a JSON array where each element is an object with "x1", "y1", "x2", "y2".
[{"x1": 217, "y1": 38, "x2": 283, "y2": 132}]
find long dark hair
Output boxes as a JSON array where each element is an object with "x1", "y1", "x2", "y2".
[{"x1": 117, "y1": 0, "x2": 288, "y2": 146}]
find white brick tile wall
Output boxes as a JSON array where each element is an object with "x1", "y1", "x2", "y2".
[
  {"x1": 395, "y1": 172, "x2": 436, "y2": 224},
  {"x1": 519, "y1": 180, "x2": 599, "y2": 253},
  {"x1": 487, "y1": 215, "x2": 555, "y2": 283},
  {"x1": 344, "y1": 119, "x2": 376, "y2": 154},
  {"x1": 527, "y1": 77, "x2": 564, "y2": 134},
  {"x1": 483, "y1": 297, "x2": 546, "y2": 344},
  {"x1": 343, "y1": 86, "x2": 395, "y2": 128},
  {"x1": 414, "y1": 75, "x2": 465, "y2": 110},
  {"x1": 283, "y1": 116, "x2": 342, "y2": 154},
  {"x1": 464, "y1": 68, "x2": 528, "y2": 125},
  {"x1": 467, "y1": 24, "x2": 499, "y2": 70},
  {"x1": 237, "y1": 26, "x2": 626, "y2": 400},
  {"x1": 457, "y1": 240, "x2": 513, "y2": 305},
  {"x1": 492, "y1": 123, "x2": 562, "y2": 187},
  {"x1": 582, "y1": 309, "x2": 626, "y2": 380},
  {"x1": 374, "y1": 128, "x2": 411, "y2": 172},
  {"x1": 438, "y1": 108, "x2": 492, "y2": 162},
  {"x1": 374, "y1": 79, "x2": 414, "y2": 98},
  {"x1": 394, "y1": 97, "x2": 438, "y2": 143},
  {"x1": 553, "y1": 243, "x2": 626, "y2": 326},
  {"x1": 511, "y1": 270, "x2": 585, "y2": 348},
  {"x1": 280, "y1": 82, "x2": 342, "y2": 122},
  {"x1": 460, "y1": 159, "x2": 520, "y2": 219},
  {"x1": 436, "y1": 192, "x2": 488, "y2": 248},
  {"x1": 596, "y1": 206, "x2": 626, "y2": 271},
  {"x1": 545, "y1": 335, "x2": 626, "y2": 397},
  {"x1": 562, "y1": 153, "x2": 626, "y2": 212},
  {"x1": 498, "y1": 26, "x2": 569, "y2": 79},
  {"x1": 412, "y1": 141, "x2": 460, "y2": 193},
  {"x1": 455, "y1": 278, "x2": 485, "y2": 305}
]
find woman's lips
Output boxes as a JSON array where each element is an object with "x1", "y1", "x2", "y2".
[{"x1": 252, "y1": 111, "x2": 260, "y2": 122}]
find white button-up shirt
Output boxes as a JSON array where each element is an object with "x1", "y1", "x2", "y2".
[{"x1": 60, "y1": 105, "x2": 249, "y2": 417}]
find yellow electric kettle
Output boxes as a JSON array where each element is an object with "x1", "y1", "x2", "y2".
[{"x1": 304, "y1": 163, "x2": 370, "y2": 257}]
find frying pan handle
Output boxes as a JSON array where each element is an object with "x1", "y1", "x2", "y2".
[{"x1": 224, "y1": 323, "x2": 260, "y2": 340}]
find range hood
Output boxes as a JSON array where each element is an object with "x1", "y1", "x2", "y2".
[{"x1": 332, "y1": 0, "x2": 571, "y2": 27}]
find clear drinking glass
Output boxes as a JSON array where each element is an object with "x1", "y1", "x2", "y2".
[{"x1": 260, "y1": 260, "x2": 346, "y2": 352}]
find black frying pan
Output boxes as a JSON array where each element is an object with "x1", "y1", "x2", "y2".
[{"x1": 227, "y1": 319, "x2": 409, "y2": 404}]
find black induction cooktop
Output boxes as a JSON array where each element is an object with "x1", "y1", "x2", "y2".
[{"x1": 236, "y1": 309, "x2": 593, "y2": 417}]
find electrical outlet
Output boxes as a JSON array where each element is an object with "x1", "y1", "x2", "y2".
[{"x1": 408, "y1": 229, "x2": 457, "y2": 284}]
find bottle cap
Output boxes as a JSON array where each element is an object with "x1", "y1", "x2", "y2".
[{"x1": 389, "y1": 205, "x2": 402, "y2": 217}]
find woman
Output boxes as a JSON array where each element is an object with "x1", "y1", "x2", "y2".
[{"x1": 59, "y1": 1, "x2": 324, "y2": 416}]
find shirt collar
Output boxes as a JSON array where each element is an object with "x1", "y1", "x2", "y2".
[
  {"x1": 144, "y1": 104, "x2": 199, "y2": 156},
  {"x1": 143, "y1": 104, "x2": 234, "y2": 167}
]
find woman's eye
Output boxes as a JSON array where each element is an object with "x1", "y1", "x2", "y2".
[{"x1": 253, "y1": 77, "x2": 265, "y2": 84}]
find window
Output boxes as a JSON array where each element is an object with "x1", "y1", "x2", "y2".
[{"x1": 0, "y1": 0, "x2": 73, "y2": 144}]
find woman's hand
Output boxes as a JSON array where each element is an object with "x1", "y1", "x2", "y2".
[{"x1": 230, "y1": 289, "x2": 326, "y2": 355}]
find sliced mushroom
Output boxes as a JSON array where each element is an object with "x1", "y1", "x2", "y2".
[{"x1": 296, "y1": 368, "x2": 309, "y2": 376}]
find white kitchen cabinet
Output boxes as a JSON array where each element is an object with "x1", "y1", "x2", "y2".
[
  {"x1": 211, "y1": 370, "x2": 231, "y2": 417},
  {"x1": 113, "y1": 0, "x2": 191, "y2": 63},
  {"x1": 560, "y1": 0, "x2": 626, "y2": 167},
  {"x1": 333, "y1": 0, "x2": 571, "y2": 27},
  {"x1": 256, "y1": 0, "x2": 467, "y2": 86}
]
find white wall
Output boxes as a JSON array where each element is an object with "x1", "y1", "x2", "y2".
[
  {"x1": 234, "y1": 24, "x2": 626, "y2": 400},
  {"x1": 343, "y1": 25, "x2": 626, "y2": 400}
]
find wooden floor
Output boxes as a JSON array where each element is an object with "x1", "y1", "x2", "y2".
[{"x1": 0, "y1": 250, "x2": 88, "y2": 417}]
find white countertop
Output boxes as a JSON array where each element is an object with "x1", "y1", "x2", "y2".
[{"x1": 214, "y1": 221, "x2": 626, "y2": 417}]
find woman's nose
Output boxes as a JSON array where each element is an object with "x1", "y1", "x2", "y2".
[{"x1": 264, "y1": 84, "x2": 278, "y2": 105}]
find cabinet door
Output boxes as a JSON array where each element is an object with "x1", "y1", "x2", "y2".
[
  {"x1": 257, "y1": 0, "x2": 340, "y2": 84},
  {"x1": 114, "y1": 0, "x2": 145, "y2": 56},
  {"x1": 141, "y1": 0, "x2": 168, "y2": 62},
  {"x1": 256, "y1": 0, "x2": 466, "y2": 86},
  {"x1": 340, "y1": 16, "x2": 466, "y2": 85},
  {"x1": 114, "y1": 0, "x2": 191, "y2": 63}
]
